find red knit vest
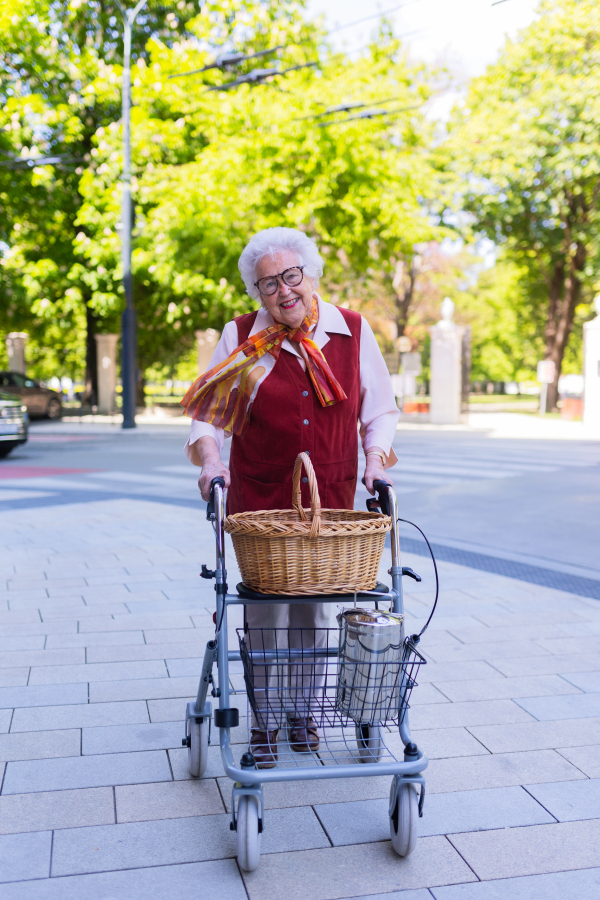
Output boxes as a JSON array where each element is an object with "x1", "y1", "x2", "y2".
[{"x1": 227, "y1": 307, "x2": 362, "y2": 514}]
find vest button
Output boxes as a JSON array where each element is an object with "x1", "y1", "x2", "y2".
[
  {"x1": 303, "y1": 419, "x2": 309, "y2": 425},
  {"x1": 302, "y1": 390, "x2": 309, "y2": 397},
  {"x1": 302, "y1": 476, "x2": 308, "y2": 483}
]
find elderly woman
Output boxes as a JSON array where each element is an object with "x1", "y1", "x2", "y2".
[{"x1": 183, "y1": 227, "x2": 399, "y2": 768}]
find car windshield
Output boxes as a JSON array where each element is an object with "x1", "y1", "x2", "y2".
[{"x1": 9, "y1": 373, "x2": 35, "y2": 388}]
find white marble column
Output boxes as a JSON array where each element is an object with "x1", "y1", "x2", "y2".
[
  {"x1": 6, "y1": 333, "x2": 28, "y2": 374},
  {"x1": 94, "y1": 334, "x2": 119, "y2": 415},
  {"x1": 583, "y1": 295, "x2": 600, "y2": 431},
  {"x1": 429, "y1": 298, "x2": 464, "y2": 425},
  {"x1": 195, "y1": 328, "x2": 220, "y2": 376}
]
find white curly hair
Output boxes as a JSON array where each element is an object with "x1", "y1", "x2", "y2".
[{"x1": 238, "y1": 227, "x2": 324, "y2": 301}]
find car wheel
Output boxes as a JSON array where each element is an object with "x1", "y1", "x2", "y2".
[
  {"x1": 46, "y1": 398, "x2": 62, "y2": 420},
  {"x1": 0, "y1": 443, "x2": 17, "y2": 459}
]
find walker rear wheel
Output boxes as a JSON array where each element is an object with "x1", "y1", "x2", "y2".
[
  {"x1": 389, "y1": 778, "x2": 418, "y2": 857},
  {"x1": 187, "y1": 716, "x2": 209, "y2": 778},
  {"x1": 237, "y1": 795, "x2": 262, "y2": 872},
  {"x1": 355, "y1": 724, "x2": 384, "y2": 762}
]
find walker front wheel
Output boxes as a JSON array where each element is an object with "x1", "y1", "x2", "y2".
[
  {"x1": 237, "y1": 795, "x2": 262, "y2": 872},
  {"x1": 356, "y1": 724, "x2": 384, "y2": 763},
  {"x1": 187, "y1": 716, "x2": 209, "y2": 778},
  {"x1": 389, "y1": 778, "x2": 418, "y2": 857}
]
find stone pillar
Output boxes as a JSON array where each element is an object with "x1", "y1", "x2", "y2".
[
  {"x1": 583, "y1": 295, "x2": 600, "y2": 431},
  {"x1": 429, "y1": 298, "x2": 464, "y2": 425},
  {"x1": 195, "y1": 328, "x2": 220, "y2": 376},
  {"x1": 6, "y1": 333, "x2": 28, "y2": 374},
  {"x1": 94, "y1": 334, "x2": 119, "y2": 415}
]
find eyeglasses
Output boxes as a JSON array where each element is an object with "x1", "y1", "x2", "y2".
[{"x1": 254, "y1": 266, "x2": 304, "y2": 296}]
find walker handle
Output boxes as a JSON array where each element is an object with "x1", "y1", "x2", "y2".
[
  {"x1": 206, "y1": 476, "x2": 225, "y2": 521},
  {"x1": 362, "y1": 476, "x2": 392, "y2": 517}
]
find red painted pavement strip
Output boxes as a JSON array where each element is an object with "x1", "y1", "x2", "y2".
[{"x1": 0, "y1": 466, "x2": 98, "y2": 479}]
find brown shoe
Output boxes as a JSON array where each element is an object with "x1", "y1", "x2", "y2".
[
  {"x1": 250, "y1": 729, "x2": 278, "y2": 769},
  {"x1": 289, "y1": 718, "x2": 319, "y2": 752}
]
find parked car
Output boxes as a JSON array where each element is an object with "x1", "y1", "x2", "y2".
[
  {"x1": 0, "y1": 390, "x2": 28, "y2": 458},
  {"x1": 0, "y1": 371, "x2": 62, "y2": 419}
]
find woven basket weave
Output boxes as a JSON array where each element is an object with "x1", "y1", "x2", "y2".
[{"x1": 224, "y1": 452, "x2": 391, "y2": 596}]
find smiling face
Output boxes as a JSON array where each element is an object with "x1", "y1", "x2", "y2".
[{"x1": 255, "y1": 250, "x2": 315, "y2": 328}]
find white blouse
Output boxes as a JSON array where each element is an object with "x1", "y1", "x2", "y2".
[{"x1": 184, "y1": 296, "x2": 399, "y2": 467}]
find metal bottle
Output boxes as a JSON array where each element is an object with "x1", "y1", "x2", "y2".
[{"x1": 335, "y1": 608, "x2": 404, "y2": 723}]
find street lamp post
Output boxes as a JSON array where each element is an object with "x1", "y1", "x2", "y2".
[{"x1": 116, "y1": 0, "x2": 148, "y2": 429}]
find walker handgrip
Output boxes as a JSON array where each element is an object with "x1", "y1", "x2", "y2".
[
  {"x1": 206, "y1": 477, "x2": 225, "y2": 521},
  {"x1": 373, "y1": 479, "x2": 392, "y2": 517}
]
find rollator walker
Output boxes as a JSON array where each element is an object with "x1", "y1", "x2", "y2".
[{"x1": 183, "y1": 477, "x2": 431, "y2": 871}]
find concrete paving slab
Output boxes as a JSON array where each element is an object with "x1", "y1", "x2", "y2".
[
  {"x1": 515, "y1": 694, "x2": 600, "y2": 720},
  {"x1": 28, "y1": 659, "x2": 167, "y2": 686},
  {"x1": 410, "y1": 700, "x2": 535, "y2": 730},
  {"x1": 0, "y1": 621, "x2": 77, "y2": 637},
  {"x1": 0, "y1": 729, "x2": 80, "y2": 762},
  {"x1": 315, "y1": 785, "x2": 554, "y2": 845},
  {"x1": 0, "y1": 787, "x2": 114, "y2": 834},
  {"x1": 82, "y1": 721, "x2": 183, "y2": 754},
  {"x1": 415, "y1": 661, "x2": 504, "y2": 684},
  {"x1": 560, "y1": 671, "x2": 600, "y2": 692},
  {"x1": 385, "y1": 727, "x2": 490, "y2": 760},
  {"x1": 240, "y1": 838, "x2": 477, "y2": 899},
  {"x1": 51, "y1": 806, "x2": 328, "y2": 875},
  {"x1": 431, "y1": 867, "x2": 600, "y2": 900},
  {"x1": 449, "y1": 819, "x2": 600, "y2": 880},
  {"x1": 525, "y1": 778, "x2": 600, "y2": 822},
  {"x1": 425, "y1": 641, "x2": 552, "y2": 663},
  {"x1": 489, "y1": 653, "x2": 600, "y2": 678},
  {"x1": 0, "y1": 831, "x2": 52, "y2": 883},
  {"x1": 10, "y1": 700, "x2": 149, "y2": 732},
  {"x1": 0, "y1": 859, "x2": 246, "y2": 900},
  {"x1": 147, "y1": 697, "x2": 193, "y2": 723},
  {"x1": 116, "y1": 778, "x2": 224, "y2": 822},
  {"x1": 0, "y1": 683, "x2": 88, "y2": 710},
  {"x1": 169, "y1": 746, "x2": 228, "y2": 781},
  {"x1": 0, "y1": 670, "x2": 29, "y2": 688},
  {"x1": 556, "y1": 744, "x2": 600, "y2": 777},
  {"x1": 45, "y1": 631, "x2": 146, "y2": 649},
  {"x1": 87, "y1": 640, "x2": 206, "y2": 664},
  {"x1": 78, "y1": 614, "x2": 195, "y2": 633},
  {"x1": 447, "y1": 624, "x2": 567, "y2": 643},
  {"x1": 438, "y1": 675, "x2": 580, "y2": 703},
  {"x1": 468, "y1": 718, "x2": 600, "y2": 753},
  {"x1": 0, "y1": 637, "x2": 45, "y2": 652},
  {"x1": 144, "y1": 627, "x2": 214, "y2": 644},
  {"x1": 89, "y1": 675, "x2": 199, "y2": 703},
  {"x1": 0, "y1": 710, "x2": 12, "y2": 734},
  {"x1": 426, "y1": 749, "x2": 584, "y2": 794},
  {"x1": 0, "y1": 649, "x2": 85, "y2": 670},
  {"x1": 338, "y1": 893, "x2": 432, "y2": 900},
  {"x1": 2, "y1": 749, "x2": 171, "y2": 794}
]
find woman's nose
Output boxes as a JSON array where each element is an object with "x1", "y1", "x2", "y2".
[{"x1": 277, "y1": 278, "x2": 292, "y2": 296}]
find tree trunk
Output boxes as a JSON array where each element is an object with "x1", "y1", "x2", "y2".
[
  {"x1": 84, "y1": 303, "x2": 98, "y2": 406},
  {"x1": 543, "y1": 244, "x2": 585, "y2": 411}
]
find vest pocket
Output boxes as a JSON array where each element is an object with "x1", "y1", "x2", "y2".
[
  {"x1": 325, "y1": 478, "x2": 357, "y2": 511},
  {"x1": 240, "y1": 474, "x2": 286, "y2": 513}
]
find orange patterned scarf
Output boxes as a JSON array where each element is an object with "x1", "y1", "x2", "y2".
[{"x1": 180, "y1": 297, "x2": 347, "y2": 437}]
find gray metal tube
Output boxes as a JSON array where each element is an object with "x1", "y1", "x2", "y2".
[{"x1": 194, "y1": 640, "x2": 218, "y2": 714}]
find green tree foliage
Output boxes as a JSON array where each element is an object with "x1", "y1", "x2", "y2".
[
  {"x1": 447, "y1": 0, "x2": 600, "y2": 408},
  {"x1": 0, "y1": 0, "x2": 202, "y2": 390},
  {"x1": 1, "y1": 0, "x2": 443, "y2": 391}
]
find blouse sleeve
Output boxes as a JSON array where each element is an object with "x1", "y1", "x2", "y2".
[
  {"x1": 358, "y1": 316, "x2": 400, "y2": 468},
  {"x1": 183, "y1": 321, "x2": 238, "y2": 467}
]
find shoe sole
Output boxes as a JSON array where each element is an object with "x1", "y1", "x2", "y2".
[{"x1": 290, "y1": 742, "x2": 320, "y2": 752}]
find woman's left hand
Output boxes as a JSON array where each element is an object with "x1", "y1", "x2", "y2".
[{"x1": 364, "y1": 457, "x2": 393, "y2": 495}]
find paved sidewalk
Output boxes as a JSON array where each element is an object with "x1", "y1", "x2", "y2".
[{"x1": 1, "y1": 490, "x2": 600, "y2": 900}]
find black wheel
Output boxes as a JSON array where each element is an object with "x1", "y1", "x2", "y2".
[
  {"x1": 0, "y1": 443, "x2": 18, "y2": 459},
  {"x1": 46, "y1": 398, "x2": 62, "y2": 420}
]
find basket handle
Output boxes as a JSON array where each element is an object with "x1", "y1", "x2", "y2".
[{"x1": 292, "y1": 452, "x2": 321, "y2": 538}]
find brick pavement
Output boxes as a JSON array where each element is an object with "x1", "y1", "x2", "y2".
[{"x1": 1, "y1": 495, "x2": 600, "y2": 899}]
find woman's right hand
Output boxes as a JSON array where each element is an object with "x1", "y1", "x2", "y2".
[{"x1": 198, "y1": 460, "x2": 231, "y2": 502}]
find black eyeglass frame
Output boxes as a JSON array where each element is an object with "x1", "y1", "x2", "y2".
[{"x1": 254, "y1": 266, "x2": 305, "y2": 296}]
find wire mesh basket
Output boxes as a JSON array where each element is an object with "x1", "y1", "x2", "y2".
[{"x1": 237, "y1": 627, "x2": 426, "y2": 731}]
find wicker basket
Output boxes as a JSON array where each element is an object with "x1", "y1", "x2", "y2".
[{"x1": 224, "y1": 452, "x2": 391, "y2": 595}]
